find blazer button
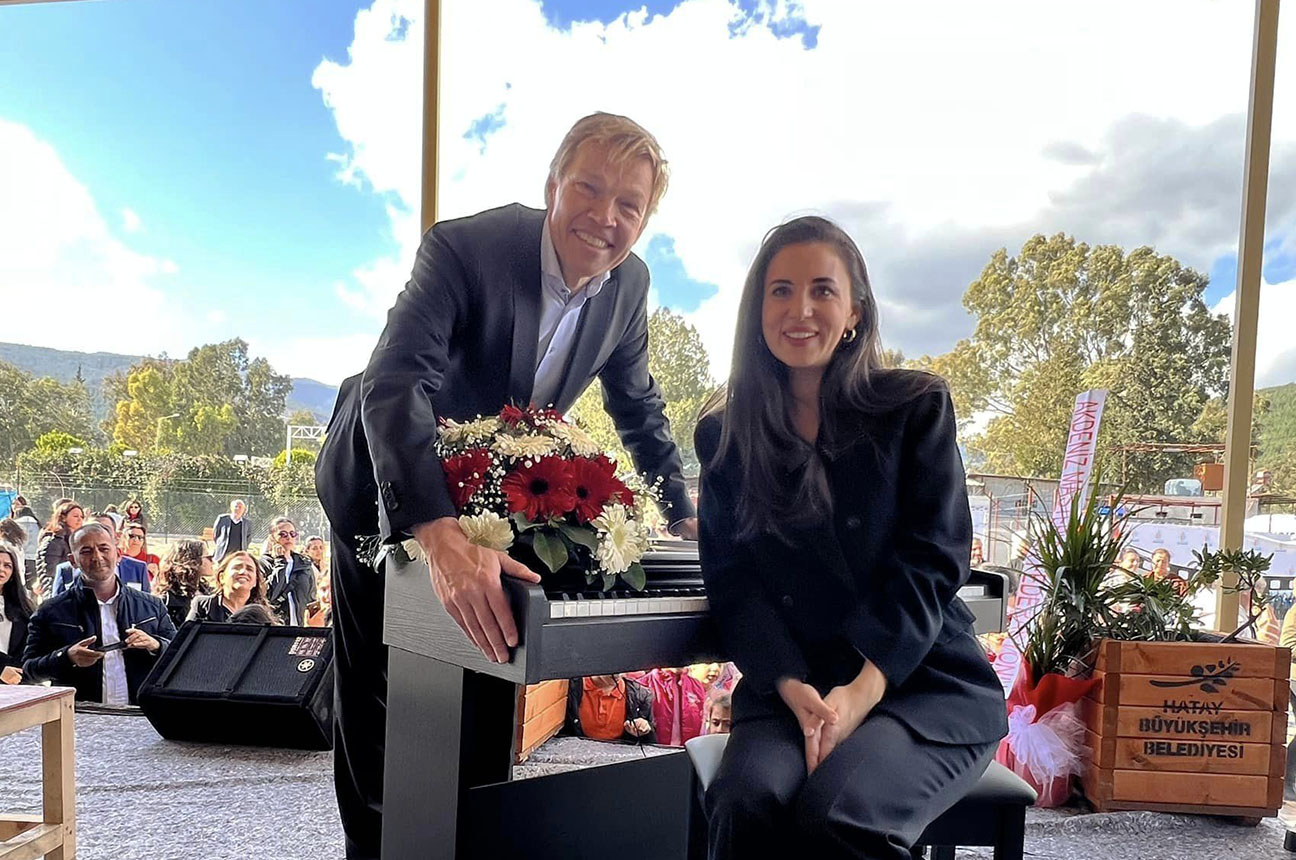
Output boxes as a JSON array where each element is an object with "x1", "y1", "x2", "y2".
[
  {"x1": 781, "y1": 594, "x2": 794, "y2": 609},
  {"x1": 844, "y1": 515, "x2": 862, "y2": 530}
]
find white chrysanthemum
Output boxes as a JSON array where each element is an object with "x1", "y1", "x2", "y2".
[
  {"x1": 400, "y1": 538, "x2": 427, "y2": 565},
  {"x1": 492, "y1": 433, "x2": 557, "y2": 459},
  {"x1": 457, "y1": 511, "x2": 514, "y2": 551},
  {"x1": 548, "y1": 422, "x2": 603, "y2": 457},
  {"x1": 592, "y1": 504, "x2": 649, "y2": 574}
]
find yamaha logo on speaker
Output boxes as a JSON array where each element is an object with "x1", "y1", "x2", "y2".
[{"x1": 297, "y1": 659, "x2": 316, "y2": 673}]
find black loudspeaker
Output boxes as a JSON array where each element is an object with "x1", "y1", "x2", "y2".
[{"x1": 138, "y1": 622, "x2": 334, "y2": 750}]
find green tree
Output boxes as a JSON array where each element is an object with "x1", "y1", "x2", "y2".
[
  {"x1": 926, "y1": 234, "x2": 1232, "y2": 490},
  {"x1": 571, "y1": 307, "x2": 715, "y2": 475},
  {"x1": 108, "y1": 340, "x2": 293, "y2": 457},
  {"x1": 0, "y1": 362, "x2": 94, "y2": 466},
  {"x1": 33, "y1": 431, "x2": 88, "y2": 455}
]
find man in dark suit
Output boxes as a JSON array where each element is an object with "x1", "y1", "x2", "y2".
[
  {"x1": 211, "y1": 499, "x2": 249, "y2": 562},
  {"x1": 316, "y1": 112, "x2": 697, "y2": 859},
  {"x1": 23, "y1": 523, "x2": 176, "y2": 704}
]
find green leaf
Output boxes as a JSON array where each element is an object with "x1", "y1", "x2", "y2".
[
  {"x1": 601, "y1": 573, "x2": 616, "y2": 591},
  {"x1": 531, "y1": 530, "x2": 570, "y2": 574},
  {"x1": 558, "y1": 523, "x2": 599, "y2": 551},
  {"x1": 621, "y1": 562, "x2": 646, "y2": 592},
  {"x1": 512, "y1": 512, "x2": 539, "y2": 532}
]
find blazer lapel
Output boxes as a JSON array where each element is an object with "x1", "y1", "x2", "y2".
[
  {"x1": 552, "y1": 277, "x2": 619, "y2": 412},
  {"x1": 507, "y1": 211, "x2": 546, "y2": 406}
]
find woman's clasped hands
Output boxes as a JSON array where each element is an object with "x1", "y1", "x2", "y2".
[{"x1": 777, "y1": 660, "x2": 888, "y2": 775}]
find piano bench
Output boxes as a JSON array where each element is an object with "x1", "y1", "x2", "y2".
[{"x1": 683, "y1": 733, "x2": 1036, "y2": 860}]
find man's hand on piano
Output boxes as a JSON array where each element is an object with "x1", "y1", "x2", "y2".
[
  {"x1": 414, "y1": 517, "x2": 543, "y2": 663},
  {"x1": 624, "y1": 717, "x2": 652, "y2": 738}
]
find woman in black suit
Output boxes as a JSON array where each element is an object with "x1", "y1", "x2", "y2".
[
  {"x1": 0, "y1": 540, "x2": 33, "y2": 684},
  {"x1": 696, "y1": 217, "x2": 1007, "y2": 859}
]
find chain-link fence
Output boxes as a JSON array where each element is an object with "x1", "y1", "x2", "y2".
[{"x1": 2, "y1": 474, "x2": 329, "y2": 545}]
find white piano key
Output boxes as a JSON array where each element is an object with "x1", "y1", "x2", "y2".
[
  {"x1": 576, "y1": 602, "x2": 590, "y2": 617},
  {"x1": 563, "y1": 602, "x2": 577, "y2": 618},
  {"x1": 550, "y1": 603, "x2": 563, "y2": 619}
]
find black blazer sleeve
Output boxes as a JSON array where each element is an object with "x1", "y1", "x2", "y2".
[
  {"x1": 843, "y1": 389, "x2": 971, "y2": 690},
  {"x1": 597, "y1": 276, "x2": 694, "y2": 526},
  {"x1": 696, "y1": 417, "x2": 808, "y2": 696},
  {"x1": 185, "y1": 595, "x2": 209, "y2": 623},
  {"x1": 360, "y1": 225, "x2": 470, "y2": 538},
  {"x1": 2, "y1": 615, "x2": 27, "y2": 669}
]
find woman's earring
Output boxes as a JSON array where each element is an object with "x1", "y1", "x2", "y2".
[{"x1": 841, "y1": 327, "x2": 858, "y2": 344}]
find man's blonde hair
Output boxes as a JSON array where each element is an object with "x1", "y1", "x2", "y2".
[{"x1": 547, "y1": 112, "x2": 670, "y2": 216}]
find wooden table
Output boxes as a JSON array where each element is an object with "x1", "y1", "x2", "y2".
[{"x1": 0, "y1": 686, "x2": 75, "y2": 860}]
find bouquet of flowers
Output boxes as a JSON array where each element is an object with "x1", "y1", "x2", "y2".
[{"x1": 403, "y1": 405, "x2": 658, "y2": 591}]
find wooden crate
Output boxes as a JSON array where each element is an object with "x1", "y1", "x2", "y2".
[
  {"x1": 1082, "y1": 639, "x2": 1290, "y2": 818},
  {"x1": 514, "y1": 679, "x2": 569, "y2": 763}
]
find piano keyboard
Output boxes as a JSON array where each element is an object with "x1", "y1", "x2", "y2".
[{"x1": 547, "y1": 589, "x2": 709, "y2": 619}]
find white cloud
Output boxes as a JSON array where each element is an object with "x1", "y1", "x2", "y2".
[
  {"x1": 121, "y1": 207, "x2": 142, "y2": 233},
  {"x1": 314, "y1": 0, "x2": 1296, "y2": 384},
  {"x1": 1211, "y1": 278, "x2": 1296, "y2": 389},
  {"x1": 250, "y1": 332, "x2": 380, "y2": 387},
  {"x1": 0, "y1": 119, "x2": 187, "y2": 355}
]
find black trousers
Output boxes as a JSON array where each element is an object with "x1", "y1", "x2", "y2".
[
  {"x1": 704, "y1": 706, "x2": 995, "y2": 860},
  {"x1": 332, "y1": 531, "x2": 388, "y2": 860}
]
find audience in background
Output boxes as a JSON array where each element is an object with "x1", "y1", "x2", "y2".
[
  {"x1": 23, "y1": 523, "x2": 176, "y2": 704},
  {"x1": 306, "y1": 569, "x2": 332, "y2": 628},
  {"x1": 154, "y1": 539, "x2": 214, "y2": 628},
  {"x1": 229, "y1": 603, "x2": 280, "y2": 625},
  {"x1": 121, "y1": 522, "x2": 161, "y2": 583},
  {"x1": 303, "y1": 535, "x2": 326, "y2": 576},
  {"x1": 121, "y1": 498, "x2": 147, "y2": 530},
  {"x1": 565, "y1": 674, "x2": 657, "y2": 743},
  {"x1": 52, "y1": 514, "x2": 149, "y2": 595},
  {"x1": 703, "y1": 691, "x2": 732, "y2": 736},
  {"x1": 259, "y1": 517, "x2": 316, "y2": 626},
  {"x1": 635, "y1": 666, "x2": 706, "y2": 746},
  {"x1": 36, "y1": 500, "x2": 83, "y2": 597},
  {"x1": 0, "y1": 540, "x2": 33, "y2": 685},
  {"x1": 970, "y1": 536, "x2": 985, "y2": 567},
  {"x1": 212, "y1": 499, "x2": 249, "y2": 563},
  {"x1": 187, "y1": 551, "x2": 271, "y2": 623},
  {"x1": 9, "y1": 498, "x2": 40, "y2": 590}
]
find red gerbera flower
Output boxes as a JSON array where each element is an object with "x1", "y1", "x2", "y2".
[
  {"x1": 443, "y1": 449, "x2": 492, "y2": 509},
  {"x1": 501, "y1": 456, "x2": 577, "y2": 521},
  {"x1": 500, "y1": 404, "x2": 526, "y2": 426},
  {"x1": 569, "y1": 456, "x2": 634, "y2": 523}
]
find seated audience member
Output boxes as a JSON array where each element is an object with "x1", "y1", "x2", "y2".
[
  {"x1": 306, "y1": 569, "x2": 332, "y2": 628},
  {"x1": 121, "y1": 522, "x2": 161, "y2": 583},
  {"x1": 153, "y1": 539, "x2": 214, "y2": 628},
  {"x1": 258, "y1": 517, "x2": 316, "y2": 626},
  {"x1": 1118, "y1": 549, "x2": 1142, "y2": 574},
  {"x1": 1149, "y1": 547, "x2": 1188, "y2": 596},
  {"x1": 187, "y1": 551, "x2": 271, "y2": 623},
  {"x1": 637, "y1": 666, "x2": 706, "y2": 746},
  {"x1": 22, "y1": 523, "x2": 176, "y2": 704},
  {"x1": 52, "y1": 514, "x2": 148, "y2": 596},
  {"x1": 37, "y1": 500, "x2": 84, "y2": 597},
  {"x1": 704, "y1": 691, "x2": 733, "y2": 736},
  {"x1": 565, "y1": 674, "x2": 656, "y2": 743},
  {"x1": 970, "y1": 536, "x2": 985, "y2": 567},
  {"x1": 10, "y1": 500, "x2": 41, "y2": 591},
  {"x1": 303, "y1": 534, "x2": 327, "y2": 576},
  {"x1": 229, "y1": 603, "x2": 280, "y2": 625},
  {"x1": 1, "y1": 540, "x2": 34, "y2": 684}
]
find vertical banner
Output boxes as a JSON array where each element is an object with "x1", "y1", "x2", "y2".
[{"x1": 993, "y1": 390, "x2": 1108, "y2": 694}]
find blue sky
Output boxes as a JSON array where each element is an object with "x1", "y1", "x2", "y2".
[
  {"x1": 0, "y1": 0, "x2": 391, "y2": 339},
  {"x1": 2, "y1": 0, "x2": 1295, "y2": 388}
]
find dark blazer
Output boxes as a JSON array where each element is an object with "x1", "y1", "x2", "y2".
[
  {"x1": 564, "y1": 676, "x2": 657, "y2": 744},
  {"x1": 36, "y1": 531, "x2": 71, "y2": 595},
  {"x1": 22, "y1": 577, "x2": 177, "y2": 703},
  {"x1": 259, "y1": 551, "x2": 316, "y2": 626},
  {"x1": 695, "y1": 378, "x2": 1007, "y2": 746},
  {"x1": 212, "y1": 514, "x2": 249, "y2": 561},
  {"x1": 186, "y1": 593, "x2": 235, "y2": 623},
  {"x1": 1, "y1": 606, "x2": 28, "y2": 670},
  {"x1": 316, "y1": 203, "x2": 694, "y2": 541}
]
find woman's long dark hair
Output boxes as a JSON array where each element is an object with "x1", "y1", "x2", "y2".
[
  {"x1": 0, "y1": 542, "x2": 34, "y2": 622},
  {"x1": 154, "y1": 539, "x2": 206, "y2": 598},
  {"x1": 703, "y1": 215, "x2": 941, "y2": 543},
  {"x1": 42, "y1": 501, "x2": 82, "y2": 536}
]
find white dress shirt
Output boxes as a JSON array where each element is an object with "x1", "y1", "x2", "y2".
[
  {"x1": 530, "y1": 217, "x2": 611, "y2": 409},
  {"x1": 97, "y1": 580, "x2": 130, "y2": 706}
]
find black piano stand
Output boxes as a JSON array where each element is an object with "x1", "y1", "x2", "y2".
[{"x1": 383, "y1": 647, "x2": 699, "y2": 860}]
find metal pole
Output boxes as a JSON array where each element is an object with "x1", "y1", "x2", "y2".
[
  {"x1": 286, "y1": 423, "x2": 292, "y2": 462},
  {"x1": 421, "y1": 0, "x2": 442, "y2": 233},
  {"x1": 1217, "y1": 0, "x2": 1280, "y2": 633}
]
